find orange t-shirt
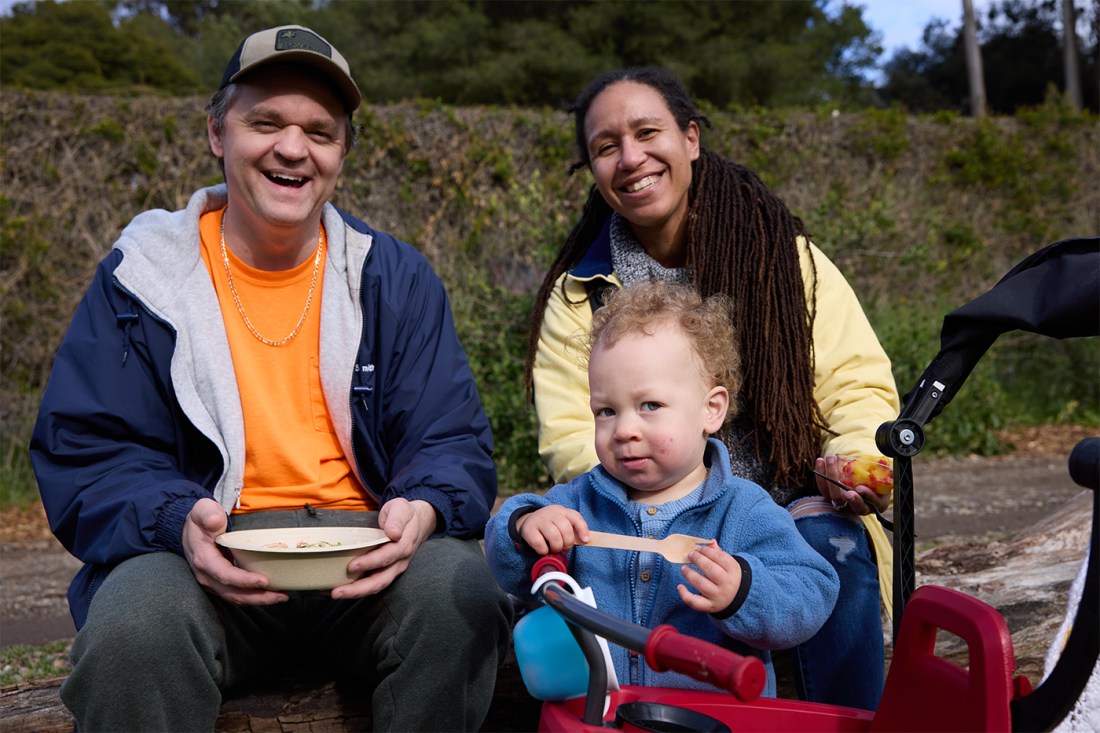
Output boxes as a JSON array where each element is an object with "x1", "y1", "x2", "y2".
[{"x1": 199, "y1": 208, "x2": 375, "y2": 513}]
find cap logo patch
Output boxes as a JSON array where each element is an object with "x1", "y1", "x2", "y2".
[{"x1": 275, "y1": 28, "x2": 332, "y2": 58}]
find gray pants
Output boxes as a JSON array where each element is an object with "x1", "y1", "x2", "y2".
[{"x1": 61, "y1": 509, "x2": 513, "y2": 732}]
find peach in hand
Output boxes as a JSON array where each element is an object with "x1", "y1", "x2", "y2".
[{"x1": 838, "y1": 455, "x2": 893, "y2": 495}]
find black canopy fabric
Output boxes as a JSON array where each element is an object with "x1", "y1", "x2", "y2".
[{"x1": 902, "y1": 237, "x2": 1100, "y2": 424}]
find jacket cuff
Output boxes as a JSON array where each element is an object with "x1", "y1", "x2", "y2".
[
  {"x1": 393, "y1": 487, "x2": 455, "y2": 538},
  {"x1": 155, "y1": 495, "x2": 200, "y2": 555},
  {"x1": 712, "y1": 555, "x2": 752, "y2": 620},
  {"x1": 508, "y1": 505, "x2": 540, "y2": 547}
]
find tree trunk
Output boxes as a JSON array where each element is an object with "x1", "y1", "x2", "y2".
[
  {"x1": 963, "y1": 0, "x2": 987, "y2": 117},
  {"x1": 1062, "y1": 0, "x2": 1083, "y2": 110}
]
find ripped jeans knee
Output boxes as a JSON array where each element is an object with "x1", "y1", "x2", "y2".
[{"x1": 787, "y1": 496, "x2": 873, "y2": 567}]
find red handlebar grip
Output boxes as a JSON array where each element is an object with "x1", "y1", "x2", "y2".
[
  {"x1": 644, "y1": 624, "x2": 766, "y2": 702},
  {"x1": 531, "y1": 553, "x2": 568, "y2": 579}
]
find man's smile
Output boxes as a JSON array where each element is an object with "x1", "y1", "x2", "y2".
[{"x1": 266, "y1": 172, "x2": 307, "y2": 187}]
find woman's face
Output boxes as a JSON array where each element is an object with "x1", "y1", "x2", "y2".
[{"x1": 584, "y1": 81, "x2": 700, "y2": 260}]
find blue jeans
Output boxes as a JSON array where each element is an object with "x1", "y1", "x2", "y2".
[{"x1": 789, "y1": 499, "x2": 885, "y2": 710}]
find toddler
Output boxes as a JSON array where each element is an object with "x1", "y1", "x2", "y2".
[{"x1": 486, "y1": 281, "x2": 839, "y2": 696}]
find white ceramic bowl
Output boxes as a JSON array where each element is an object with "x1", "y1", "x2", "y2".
[{"x1": 216, "y1": 526, "x2": 390, "y2": 591}]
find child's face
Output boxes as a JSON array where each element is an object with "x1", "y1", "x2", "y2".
[{"x1": 588, "y1": 320, "x2": 728, "y2": 504}]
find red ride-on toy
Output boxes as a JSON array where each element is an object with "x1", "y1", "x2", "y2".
[{"x1": 517, "y1": 238, "x2": 1099, "y2": 732}]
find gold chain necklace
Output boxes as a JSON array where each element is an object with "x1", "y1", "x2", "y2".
[{"x1": 219, "y1": 214, "x2": 323, "y2": 347}]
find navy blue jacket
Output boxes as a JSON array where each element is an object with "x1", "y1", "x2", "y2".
[{"x1": 30, "y1": 187, "x2": 496, "y2": 628}]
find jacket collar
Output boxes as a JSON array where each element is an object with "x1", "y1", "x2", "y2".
[{"x1": 570, "y1": 215, "x2": 614, "y2": 278}]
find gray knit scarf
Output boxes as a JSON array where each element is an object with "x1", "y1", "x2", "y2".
[{"x1": 609, "y1": 214, "x2": 689, "y2": 286}]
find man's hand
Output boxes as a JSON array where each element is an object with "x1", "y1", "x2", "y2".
[
  {"x1": 182, "y1": 497, "x2": 289, "y2": 606},
  {"x1": 333, "y1": 498, "x2": 437, "y2": 600},
  {"x1": 516, "y1": 505, "x2": 590, "y2": 556}
]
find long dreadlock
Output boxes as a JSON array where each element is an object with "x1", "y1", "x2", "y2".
[
  {"x1": 524, "y1": 67, "x2": 830, "y2": 490},
  {"x1": 686, "y1": 150, "x2": 830, "y2": 489}
]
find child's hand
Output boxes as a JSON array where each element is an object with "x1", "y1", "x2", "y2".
[
  {"x1": 515, "y1": 506, "x2": 590, "y2": 556},
  {"x1": 677, "y1": 540, "x2": 742, "y2": 613}
]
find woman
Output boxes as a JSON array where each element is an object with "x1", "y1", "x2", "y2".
[{"x1": 525, "y1": 67, "x2": 899, "y2": 710}]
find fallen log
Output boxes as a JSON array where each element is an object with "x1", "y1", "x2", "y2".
[
  {"x1": 1, "y1": 675, "x2": 380, "y2": 733},
  {"x1": 913, "y1": 489, "x2": 1092, "y2": 683},
  {"x1": 0, "y1": 675, "x2": 71, "y2": 733},
  {"x1": 0, "y1": 650, "x2": 542, "y2": 733}
]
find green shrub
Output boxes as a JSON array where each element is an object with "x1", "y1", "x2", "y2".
[
  {"x1": 451, "y1": 285, "x2": 547, "y2": 494},
  {"x1": 0, "y1": 392, "x2": 40, "y2": 506},
  {"x1": 851, "y1": 106, "x2": 909, "y2": 161}
]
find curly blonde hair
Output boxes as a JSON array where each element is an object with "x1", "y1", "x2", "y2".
[{"x1": 587, "y1": 281, "x2": 741, "y2": 422}]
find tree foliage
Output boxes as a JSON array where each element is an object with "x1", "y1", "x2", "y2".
[
  {"x1": 2, "y1": 0, "x2": 1094, "y2": 112},
  {"x1": 0, "y1": 0, "x2": 203, "y2": 94},
  {"x1": 1, "y1": 0, "x2": 881, "y2": 108},
  {"x1": 879, "y1": 0, "x2": 1099, "y2": 114}
]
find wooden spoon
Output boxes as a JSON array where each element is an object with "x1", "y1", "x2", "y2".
[{"x1": 582, "y1": 530, "x2": 711, "y2": 564}]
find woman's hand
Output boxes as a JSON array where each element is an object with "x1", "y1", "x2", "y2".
[
  {"x1": 815, "y1": 455, "x2": 891, "y2": 515},
  {"x1": 677, "y1": 541, "x2": 742, "y2": 613},
  {"x1": 515, "y1": 505, "x2": 590, "y2": 555}
]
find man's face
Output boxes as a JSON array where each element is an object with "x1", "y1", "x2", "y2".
[{"x1": 208, "y1": 65, "x2": 348, "y2": 239}]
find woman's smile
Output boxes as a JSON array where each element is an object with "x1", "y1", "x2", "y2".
[{"x1": 623, "y1": 174, "x2": 660, "y2": 193}]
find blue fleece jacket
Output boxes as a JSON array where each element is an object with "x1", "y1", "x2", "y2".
[
  {"x1": 486, "y1": 439, "x2": 838, "y2": 696},
  {"x1": 30, "y1": 186, "x2": 496, "y2": 629}
]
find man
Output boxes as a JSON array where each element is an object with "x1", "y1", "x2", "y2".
[{"x1": 30, "y1": 25, "x2": 511, "y2": 731}]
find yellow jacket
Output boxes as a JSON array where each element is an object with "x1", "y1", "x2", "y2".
[{"x1": 532, "y1": 232, "x2": 900, "y2": 616}]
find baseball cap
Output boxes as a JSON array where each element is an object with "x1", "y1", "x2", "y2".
[{"x1": 219, "y1": 25, "x2": 362, "y2": 112}]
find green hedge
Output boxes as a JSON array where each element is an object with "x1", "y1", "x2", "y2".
[{"x1": 2, "y1": 92, "x2": 1097, "y2": 505}]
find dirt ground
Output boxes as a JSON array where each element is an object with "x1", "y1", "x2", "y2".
[{"x1": 1, "y1": 424, "x2": 1095, "y2": 652}]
